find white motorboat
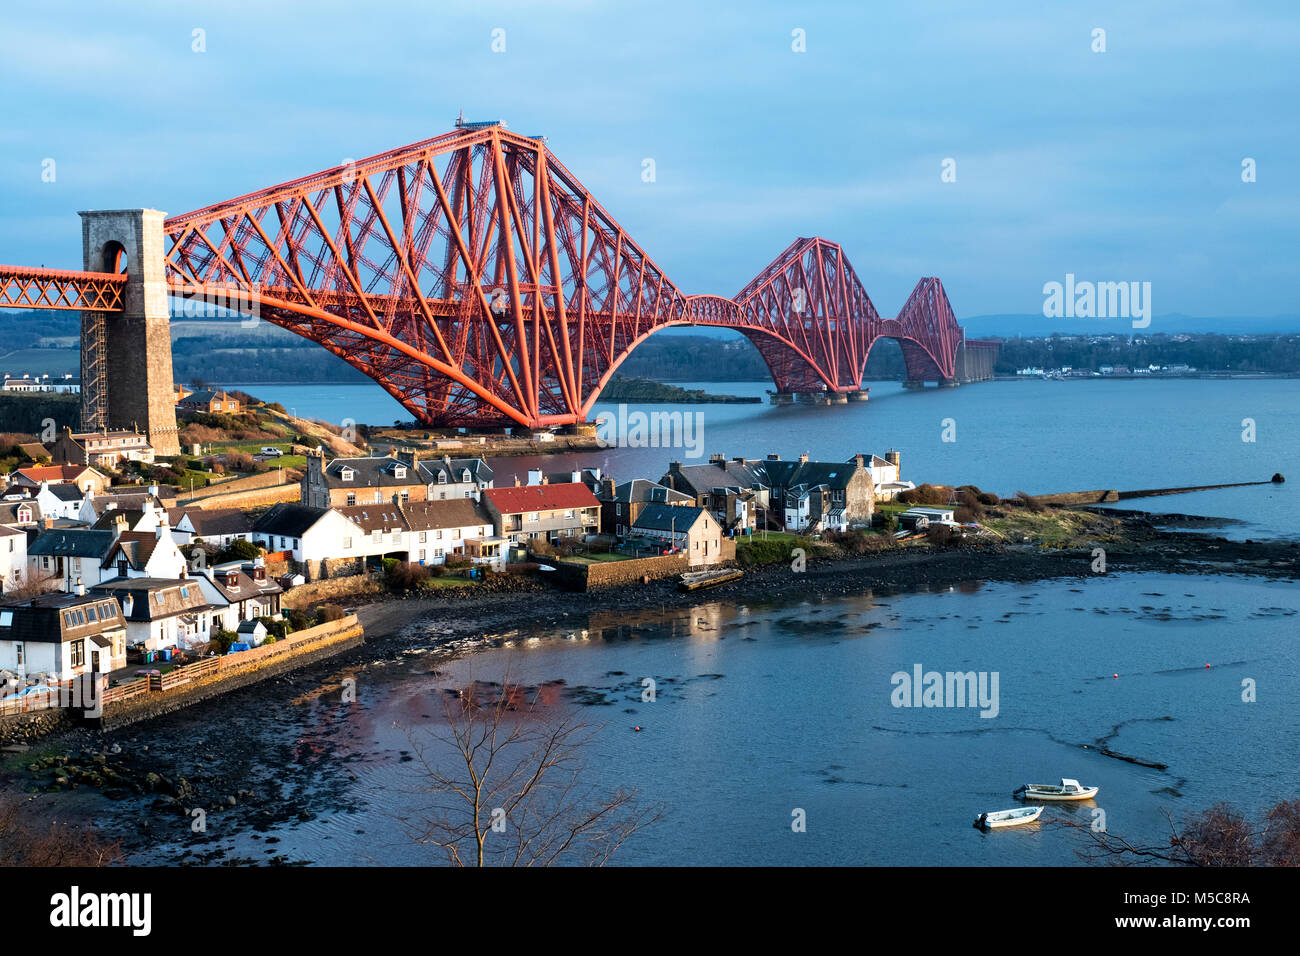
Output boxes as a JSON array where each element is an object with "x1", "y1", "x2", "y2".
[
  {"x1": 974, "y1": 806, "x2": 1044, "y2": 829},
  {"x1": 1014, "y1": 778, "x2": 1099, "y2": 801}
]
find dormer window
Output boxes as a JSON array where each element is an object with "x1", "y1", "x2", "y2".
[
  {"x1": 461, "y1": 470, "x2": 471, "y2": 483},
  {"x1": 340, "y1": 468, "x2": 355, "y2": 481},
  {"x1": 437, "y1": 472, "x2": 447, "y2": 484},
  {"x1": 225, "y1": 572, "x2": 239, "y2": 587},
  {"x1": 393, "y1": 466, "x2": 406, "y2": 479}
]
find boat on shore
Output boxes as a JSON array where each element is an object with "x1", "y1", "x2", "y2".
[
  {"x1": 678, "y1": 568, "x2": 744, "y2": 592},
  {"x1": 1014, "y1": 778, "x2": 1099, "y2": 801},
  {"x1": 974, "y1": 806, "x2": 1043, "y2": 829}
]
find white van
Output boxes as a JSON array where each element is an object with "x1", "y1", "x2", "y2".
[{"x1": 260, "y1": 446, "x2": 284, "y2": 457}]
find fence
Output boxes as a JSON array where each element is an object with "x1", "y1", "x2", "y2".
[
  {"x1": 0, "y1": 680, "x2": 75, "y2": 717},
  {"x1": 101, "y1": 676, "x2": 149, "y2": 705},
  {"x1": 148, "y1": 656, "x2": 220, "y2": 691}
]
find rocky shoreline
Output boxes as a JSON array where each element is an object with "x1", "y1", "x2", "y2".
[{"x1": 2, "y1": 513, "x2": 1295, "y2": 863}]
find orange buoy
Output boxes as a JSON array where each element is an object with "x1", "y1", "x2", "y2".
[
  {"x1": 1113, "y1": 673, "x2": 1119, "y2": 679},
  {"x1": 1205, "y1": 663, "x2": 1211, "y2": 668},
  {"x1": 634, "y1": 726, "x2": 642, "y2": 732}
]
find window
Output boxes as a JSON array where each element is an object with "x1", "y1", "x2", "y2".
[
  {"x1": 418, "y1": 532, "x2": 427, "y2": 543},
  {"x1": 437, "y1": 473, "x2": 447, "y2": 484},
  {"x1": 70, "y1": 640, "x2": 85, "y2": 668},
  {"x1": 436, "y1": 530, "x2": 443, "y2": 540},
  {"x1": 155, "y1": 592, "x2": 165, "y2": 604},
  {"x1": 180, "y1": 586, "x2": 189, "y2": 598},
  {"x1": 64, "y1": 611, "x2": 74, "y2": 627},
  {"x1": 461, "y1": 470, "x2": 471, "y2": 483},
  {"x1": 439, "y1": 492, "x2": 446, "y2": 500},
  {"x1": 372, "y1": 531, "x2": 381, "y2": 542},
  {"x1": 0, "y1": 610, "x2": 12, "y2": 627},
  {"x1": 14, "y1": 642, "x2": 21, "y2": 665},
  {"x1": 418, "y1": 549, "x2": 425, "y2": 560},
  {"x1": 340, "y1": 468, "x2": 354, "y2": 482},
  {"x1": 616, "y1": 503, "x2": 622, "y2": 515},
  {"x1": 346, "y1": 493, "x2": 356, "y2": 506},
  {"x1": 394, "y1": 466, "x2": 407, "y2": 479},
  {"x1": 343, "y1": 537, "x2": 353, "y2": 549},
  {"x1": 453, "y1": 530, "x2": 461, "y2": 540},
  {"x1": 400, "y1": 491, "x2": 410, "y2": 503}
]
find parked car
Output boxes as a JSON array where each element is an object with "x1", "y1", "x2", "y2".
[
  {"x1": 260, "y1": 446, "x2": 284, "y2": 457},
  {"x1": 1, "y1": 684, "x2": 54, "y2": 701}
]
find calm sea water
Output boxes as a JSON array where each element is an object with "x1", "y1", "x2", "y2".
[
  {"x1": 145, "y1": 376, "x2": 1296, "y2": 866},
  {"x1": 238, "y1": 378, "x2": 1300, "y2": 539},
  {"x1": 143, "y1": 571, "x2": 1299, "y2": 866}
]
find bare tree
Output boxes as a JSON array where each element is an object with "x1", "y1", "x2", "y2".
[
  {"x1": 0, "y1": 794, "x2": 122, "y2": 867},
  {"x1": 1067, "y1": 799, "x2": 1300, "y2": 866},
  {"x1": 403, "y1": 679, "x2": 662, "y2": 866}
]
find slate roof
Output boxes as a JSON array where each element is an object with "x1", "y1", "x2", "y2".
[
  {"x1": 251, "y1": 503, "x2": 330, "y2": 537},
  {"x1": 400, "y1": 498, "x2": 493, "y2": 532},
  {"x1": 762, "y1": 460, "x2": 862, "y2": 491},
  {"x1": 320, "y1": 455, "x2": 492, "y2": 490},
  {"x1": 175, "y1": 508, "x2": 252, "y2": 537},
  {"x1": 483, "y1": 483, "x2": 600, "y2": 515},
  {"x1": 661, "y1": 459, "x2": 769, "y2": 496},
  {"x1": 28, "y1": 529, "x2": 116, "y2": 559},
  {"x1": 0, "y1": 500, "x2": 41, "y2": 525},
  {"x1": 84, "y1": 492, "x2": 166, "y2": 516},
  {"x1": 0, "y1": 591, "x2": 126, "y2": 644},
  {"x1": 632, "y1": 503, "x2": 707, "y2": 533},
  {"x1": 92, "y1": 509, "x2": 147, "y2": 531},
  {"x1": 338, "y1": 504, "x2": 408, "y2": 534},
  {"x1": 102, "y1": 531, "x2": 165, "y2": 571},
  {"x1": 92, "y1": 577, "x2": 216, "y2": 622},
  {"x1": 44, "y1": 485, "x2": 85, "y2": 503},
  {"x1": 607, "y1": 479, "x2": 694, "y2": 505}
]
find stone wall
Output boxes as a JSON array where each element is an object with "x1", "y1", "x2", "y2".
[
  {"x1": 96, "y1": 616, "x2": 364, "y2": 730},
  {"x1": 281, "y1": 574, "x2": 381, "y2": 610},
  {"x1": 545, "y1": 553, "x2": 690, "y2": 591}
]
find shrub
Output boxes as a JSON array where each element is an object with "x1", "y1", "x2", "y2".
[
  {"x1": 286, "y1": 608, "x2": 311, "y2": 631},
  {"x1": 216, "y1": 538, "x2": 261, "y2": 562},
  {"x1": 315, "y1": 604, "x2": 346, "y2": 625},
  {"x1": 898, "y1": 483, "x2": 954, "y2": 506},
  {"x1": 210, "y1": 629, "x2": 238, "y2": 653},
  {"x1": 1014, "y1": 490, "x2": 1046, "y2": 513},
  {"x1": 385, "y1": 560, "x2": 431, "y2": 592}
]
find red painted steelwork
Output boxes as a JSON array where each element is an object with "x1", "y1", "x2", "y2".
[
  {"x1": 2, "y1": 127, "x2": 981, "y2": 426},
  {"x1": 0, "y1": 266, "x2": 126, "y2": 311}
]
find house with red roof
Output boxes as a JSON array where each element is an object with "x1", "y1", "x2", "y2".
[
  {"x1": 482, "y1": 482, "x2": 601, "y2": 545},
  {"x1": 7, "y1": 464, "x2": 109, "y2": 495}
]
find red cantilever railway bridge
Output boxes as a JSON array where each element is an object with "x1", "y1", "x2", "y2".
[{"x1": 0, "y1": 123, "x2": 996, "y2": 429}]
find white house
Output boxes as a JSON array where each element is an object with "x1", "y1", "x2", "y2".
[
  {"x1": 400, "y1": 498, "x2": 504, "y2": 569},
  {"x1": 192, "y1": 559, "x2": 283, "y2": 634},
  {"x1": 27, "y1": 529, "x2": 119, "y2": 592},
  {"x1": 168, "y1": 508, "x2": 254, "y2": 547},
  {"x1": 0, "y1": 526, "x2": 27, "y2": 595},
  {"x1": 251, "y1": 503, "x2": 369, "y2": 578},
  {"x1": 0, "y1": 590, "x2": 128, "y2": 680},
  {"x1": 630, "y1": 504, "x2": 726, "y2": 565},
  {"x1": 100, "y1": 526, "x2": 187, "y2": 581},
  {"x1": 34, "y1": 482, "x2": 85, "y2": 521},
  {"x1": 93, "y1": 578, "x2": 218, "y2": 652}
]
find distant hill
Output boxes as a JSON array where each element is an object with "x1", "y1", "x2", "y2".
[{"x1": 961, "y1": 313, "x2": 1300, "y2": 338}]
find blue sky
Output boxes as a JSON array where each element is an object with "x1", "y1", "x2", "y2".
[{"x1": 1, "y1": 0, "x2": 1296, "y2": 320}]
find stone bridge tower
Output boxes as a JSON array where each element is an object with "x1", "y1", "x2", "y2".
[{"x1": 78, "y1": 209, "x2": 180, "y2": 456}]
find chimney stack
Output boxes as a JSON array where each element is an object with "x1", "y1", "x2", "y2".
[
  {"x1": 885, "y1": 448, "x2": 901, "y2": 474},
  {"x1": 798, "y1": 452, "x2": 809, "y2": 463},
  {"x1": 75, "y1": 577, "x2": 85, "y2": 597}
]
